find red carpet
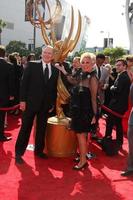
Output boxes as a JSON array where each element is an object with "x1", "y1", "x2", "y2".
[{"x1": 0, "y1": 114, "x2": 133, "y2": 200}]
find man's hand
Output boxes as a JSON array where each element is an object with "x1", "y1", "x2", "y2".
[{"x1": 20, "y1": 101, "x2": 26, "y2": 112}]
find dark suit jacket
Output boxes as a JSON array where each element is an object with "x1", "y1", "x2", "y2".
[
  {"x1": 20, "y1": 60, "x2": 59, "y2": 112},
  {"x1": 109, "y1": 71, "x2": 131, "y2": 114},
  {"x1": 0, "y1": 59, "x2": 15, "y2": 107}
]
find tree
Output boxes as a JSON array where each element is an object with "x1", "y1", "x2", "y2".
[
  {"x1": 0, "y1": 19, "x2": 6, "y2": 45},
  {"x1": 6, "y1": 40, "x2": 29, "y2": 56},
  {"x1": 6, "y1": 40, "x2": 42, "y2": 59},
  {"x1": 68, "y1": 47, "x2": 127, "y2": 65},
  {"x1": 102, "y1": 47, "x2": 127, "y2": 65},
  {"x1": 34, "y1": 47, "x2": 42, "y2": 59}
]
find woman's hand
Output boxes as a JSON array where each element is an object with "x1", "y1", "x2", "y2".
[
  {"x1": 48, "y1": 105, "x2": 54, "y2": 113},
  {"x1": 54, "y1": 63, "x2": 67, "y2": 75}
]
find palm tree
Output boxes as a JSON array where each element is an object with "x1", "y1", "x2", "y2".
[{"x1": 0, "y1": 19, "x2": 6, "y2": 45}]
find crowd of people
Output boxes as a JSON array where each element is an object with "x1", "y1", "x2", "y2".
[{"x1": 0, "y1": 44, "x2": 133, "y2": 176}]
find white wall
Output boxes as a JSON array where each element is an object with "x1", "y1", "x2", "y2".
[
  {"x1": 0, "y1": 0, "x2": 89, "y2": 52},
  {"x1": 0, "y1": 0, "x2": 44, "y2": 47}
]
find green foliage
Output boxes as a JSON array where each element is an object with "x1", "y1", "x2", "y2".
[
  {"x1": 6, "y1": 40, "x2": 29, "y2": 56},
  {"x1": 6, "y1": 40, "x2": 42, "y2": 59},
  {"x1": 102, "y1": 47, "x2": 127, "y2": 64},
  {"x1": 0, "y1": 19, "x2": 6, "y2": 33},
  {"x1": 68, "y1": 47, "x2": 127, "y2": 65},
  {"x1": 34, "y1": 47, "x2": 42, "y2": 59}
]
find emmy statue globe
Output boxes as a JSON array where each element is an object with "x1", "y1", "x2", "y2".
[{"x1": 26, "y1": 0, "x2": 82, "y2": 157}]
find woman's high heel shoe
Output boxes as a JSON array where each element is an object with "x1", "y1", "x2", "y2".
[
  {"x1": 74, "y1": 152, "x2": 96, "y2": 162},
  {"x1": 73, "y1": 162, "x2": 88, "y2": 170}
]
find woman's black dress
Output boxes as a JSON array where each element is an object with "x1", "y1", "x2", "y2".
[{"x1": 70, "y1": 72, "x2": 95, "y2": 133}]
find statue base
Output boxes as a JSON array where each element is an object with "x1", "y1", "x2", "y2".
[{"x1": 45, "y1": 116, "x2": 77, "y2": 157}]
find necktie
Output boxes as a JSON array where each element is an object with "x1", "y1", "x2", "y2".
[
  {"x1": 98, "y1": 67, "x2": 101, "y2": 79},
  {"x1": 44, "y1": 64, "x2": 49, "y2": 83}
]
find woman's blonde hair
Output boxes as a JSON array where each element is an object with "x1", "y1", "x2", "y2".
[{"x1": 80, "y1": 52, "x2": 96, "y2": 64}]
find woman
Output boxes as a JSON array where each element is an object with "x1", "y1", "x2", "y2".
[{"x1": 56, "y1": 52, "x2": 98, "y2": 170}]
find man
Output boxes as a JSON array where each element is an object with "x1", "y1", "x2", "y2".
[
  {"x1": 15, "y1": 45, "x2": 59, "y2": 164},
  {"x1": 71, "y1": 56, "x2": 81, "y2": 77},
  {"x1": 0, "y1": 45, "x2": 14, "y2": 142},
  {"x1": 95, "y1": 54, "x2": 109, "y2": 104},
  {"x1": 103, "y1": 59, "x2": 131, "y2": 147},
  {"x1": 91, "y1": 54, "x2": 109, "y2": 139}
]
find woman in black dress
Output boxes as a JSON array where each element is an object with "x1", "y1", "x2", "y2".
[{"x1": 56, "y1": 52, "x2": 98, "y2": 170}]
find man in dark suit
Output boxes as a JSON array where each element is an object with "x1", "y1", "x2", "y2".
[
  {"x1": 91, "y1": 54, "x2": 109, "y2": 139},
  {"x1": 0, "y1": 45, "x2": 15, "y2": 142},
  {"x1": 15, "y1": 45, "x2": 59, "y2": 164},
  {"x1": 103, "y1": 58, "x2": 131, "y2": 146}
]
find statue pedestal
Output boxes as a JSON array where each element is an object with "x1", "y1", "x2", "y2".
[{"x1": 45, "y1": 116, "x2": 77, "y2": 157}]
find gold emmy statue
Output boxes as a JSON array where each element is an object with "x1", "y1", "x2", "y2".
[{"x1": 26, "y1": 0, "x2": 82, "y2": 157}]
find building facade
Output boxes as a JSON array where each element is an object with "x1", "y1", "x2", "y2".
[
  {"x1": 0, "y1": 0, "x2": 89, "y2": 53},
  {"x1": 126, "y1": 0, "x2": 133, "y2": 54}
]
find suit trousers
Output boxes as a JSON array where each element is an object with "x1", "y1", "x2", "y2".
[
  {"x1": 105, "y1": 113, "x2": 123, "y2": 145},
  {"x1": 0, "y1": 111, "x2": 6, "y2": 137},
  {"x1": 15, "y1": 106, "x2": 48, "y2": 156}
]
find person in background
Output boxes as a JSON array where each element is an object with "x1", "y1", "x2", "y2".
[
  {"x1": 95, "y1": 54, "x2": 109, "y2": 105},
  {"x1": 12, "y1": 52, "x2": 22, "y2": 65},
  {"x1": 0, "y1": 45, "x2": 15, "y2": 142},
  {"x1": 27, "y1": 53, "x2": 36, "y2": 62},
  {"x1": 91, "y1": 54, "x2": 109, "y2": 140},
  {"x1": 15, "y1": 45, "x2": 59, "y2": 164},
  {"x1": 21, "y1": 56, "x2": 27, "y2": 70},
  {"x1": 104, "y1": 66, "x2": 118, "y2": 109},
  {"x1": 104, "y1": 56, "x2": 111, "y2": 65},
  {"x1": 121, "y1": 82, "x2": 133, "y2": 176},
  {"x1": 8, "y1": 54, "x2": 23, "y2": 115},
  {"x1": 61, "y1": 57, "x2": 81, "y2": 117},
  {"x1": 126, "y1": 55, "x2": 133, "y2": 82},
  {"x1": 102, "y1": 59, "x2": 131, "y2": 147},
  {"x1": 71, "y1": 56, "x2": 81, "y2": 77}
]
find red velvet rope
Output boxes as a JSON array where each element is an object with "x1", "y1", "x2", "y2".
[
  {"x1": 0, "y1": 102, "x2": 125, "y2": 118},
  {"x1": 0, "y1": 104, "x2": 20, "y2": 111},
  {"x1": 101, "y1": 104, "x2": 124, "y2": 118}
]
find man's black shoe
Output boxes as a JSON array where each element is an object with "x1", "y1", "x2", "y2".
[
  {"x1": 97, "y1": 138, "x2": 103, "y2": 144},
  {"x1": 15, "y1": 155, "x2": 24, "y2": 164},
  {"x1": 0, "y1": 135, "x2": 12, "y2": 142},
  {"x1": 121, "y1": 170, "x2": 133, "y2": 177},
  {"x1": 91, "y1": 133, "x2": 98, "y2": 140},
  {"x1": 35, "y1": 152, "x2": 48, "y2": 159}
]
